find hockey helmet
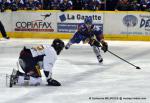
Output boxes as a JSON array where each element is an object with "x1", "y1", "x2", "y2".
[
  {"x1": 52, "y1": 39, "x2": 65, "y2": 55},
  {"x1": 84, "y1": 16, "x2": 93, "y2": 25}
]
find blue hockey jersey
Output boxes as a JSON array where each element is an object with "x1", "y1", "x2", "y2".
[{"x1": 70, "y1": 23, "x2": 102, "y2": 44}]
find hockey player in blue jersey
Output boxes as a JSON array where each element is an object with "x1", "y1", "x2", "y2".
[{"x1": 65, "y1": 16, "x2": 108, "y2": 63}]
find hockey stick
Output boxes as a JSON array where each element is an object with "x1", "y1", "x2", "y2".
[
  {"x1": 107, "y1": 50, "x2": 141, "y2": 69},
  {"x1": 89, "y1": 39, "x2": 141, "y2": 69}
]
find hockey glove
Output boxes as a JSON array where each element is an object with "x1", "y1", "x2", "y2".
[
  {"x1": 89, "y1": 39, "x2": 101, "y2": 47},
  {"x1": 101, "y1": 41, "x2": 108, "y2": 53},
  {"x1": 65, "y1": 42, "x2": 71, "y2": 49}
]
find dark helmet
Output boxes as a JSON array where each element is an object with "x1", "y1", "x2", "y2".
[
  {"x1": 52, "y1": 39, "x2": 65, "y2": 55},
  {"x1": 84, "y1": 16, "x2": 93, "y2": 25}
]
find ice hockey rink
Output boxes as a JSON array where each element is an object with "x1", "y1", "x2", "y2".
[{"x1": 0, "y1": 39, "x2": 150, "y2": 103}]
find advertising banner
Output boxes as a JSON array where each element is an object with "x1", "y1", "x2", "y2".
[
  {"x1": 104, "y1": 12, "x2": 150, "y2": 35},
  {"x1": 0, "y1": 11, "x2": 150, "y2": 39},
  {"x1": 57, "y1": 12, "x2": 103, "y2": 33},
  {"x1": 104, "y1": 13, "x2": 128, "y2": 35},
  {"x1": 128, "y1": 14, "x2": 150, "y2": 35},
  {"x1": 12, "y1": 11, "x2": 57, "y2": 33}
]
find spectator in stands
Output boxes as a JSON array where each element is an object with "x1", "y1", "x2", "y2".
[
  {"x1": 129, "y1": 0, "x2": 139, "y2": 10},
  {"x1": 0, "y1": 0, "x2": 5, "y2": 12},
  {"x1": 140, "y1": 0, "x2": 150, "y2": 10},
  {"x1": 43, "y1": 0, "x2": 50, "y2": 10},
  {"x1": 106, "y1": 0, "x2": 119, "y2": 10},
  {"x1": 24, "y1": 0, "x2": 41, "y2": 10},
  {"x1": 10, "y1": 0, "x2": 24, "y2": 11},
  {"x1": 51, "y1": 0, "x2": 60, "y2": 10},
  {"x1": 60, "y1": 0, "x2": 72, "y2": 5},
  {"x1": 59, "y1": 0, "x2": 73, "y2": 11},
  {"x1": 115, "y1": 0, "x2": 132, "y2": 10},
  {"x1": 88, "y1": 0, "x2": 102, "y2": 10},
  {"x1": 72, "y1": 0, "x2": 82, "y2": 10},
  {"x1": 22, "y1": 0, "x2": 27, "y2": 4},
  {"x1": 82, "y1": 0, "x2": 89, "y2": 10},
  {"x1": 1, "y1": 0, "x2": 150, "y2": 11},
  {"x1": 34, "y1": 0, "x2": 43, "y2": 10},
  {"x1": 0, "y1": 0, "x2": 11, "y2": 12}
]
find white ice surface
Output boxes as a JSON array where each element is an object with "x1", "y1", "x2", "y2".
[{"x1": 0, "y1": 39, "x2": 150, "y2": 103}]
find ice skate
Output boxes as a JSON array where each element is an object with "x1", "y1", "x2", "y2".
[
  {"x1": 97, "y1": 55, "x2": 103, "y2": 63},
  {"x1": 9, "y1": 69, "x2": 18, "y2": 87},
  {"x1": 47, "y1": 78, "x2": 61, "y2": 86}
]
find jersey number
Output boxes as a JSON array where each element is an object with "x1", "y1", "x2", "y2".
[{"x1": 32, "y1": 45, "x2": 44, "y2": 51}]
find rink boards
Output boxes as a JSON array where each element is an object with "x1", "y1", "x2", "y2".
[
  {"x1": 0, "y1": 10, "x2": 150, "y2": 41},
  {"x1": 4, "y1": 32, "x2": 150, "y2": 41}
]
